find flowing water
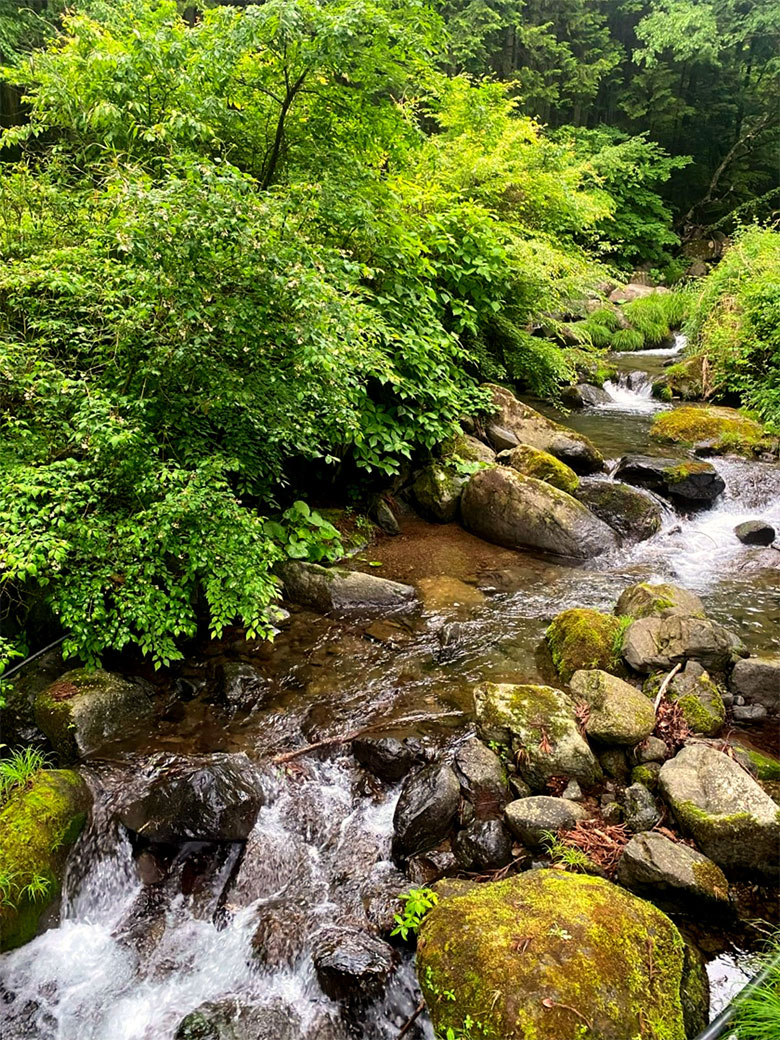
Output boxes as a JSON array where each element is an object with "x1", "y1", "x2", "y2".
[{"x1": 2, "y1": 337, "x2": 778, "y2": 1039}]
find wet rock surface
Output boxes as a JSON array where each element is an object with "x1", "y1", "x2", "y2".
[
  {"x1": 614, "y1": 454, "x2": 725, "y2": 505},
  {"x1": 312, "y1": 927, "x2": 394, "y2": 1001},
  {"x1": 453, "y1": 818, "x2": 513, "y2": 870},
  {"x1": 392, "y1": 761, "x2": 460, "y2": 858},
  {"x1": 735, "y1": 519, "x2": 775, "y2": 545},
  {"x1": 279, "y1": 561, "x2": 418, "y2": 616},
  {"x1": 574, "y1": 479, "x2": 663, "y2": 543},
  {"x1": 352, "y1": 735, "x2": 425, "y2": 782},
  {"x1": 622, "y1": 614, "x2": 746, "y2": 674}
]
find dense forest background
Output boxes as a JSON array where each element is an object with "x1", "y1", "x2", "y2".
[{"x1": 0, "y1": 0, "x2": 777, "y2": 669}]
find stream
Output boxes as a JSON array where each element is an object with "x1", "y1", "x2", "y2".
[{"x1": 2, "y1": 337, "x2": 778, "y2": 1039}]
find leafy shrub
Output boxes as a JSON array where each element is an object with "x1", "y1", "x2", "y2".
[{"x1": 392, "y1": 886, "x2": 439, "y2": 941}]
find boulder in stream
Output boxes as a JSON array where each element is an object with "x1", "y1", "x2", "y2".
[
  {"x1": 575, "y1": 479, "x2": 663, "y2": 543},
  {"x1": 614, "y1": 454, "x2": 725, "y2": 506},
  {"x1": 659, "y1": 743, "x2": 780, "y2": 878},
  {"x1": 730, "y1": 655, "x2": 780, "y2": 715},
  {"x1": 453, "y1": 737, "x2": 509, "y2": 818},
  {"x1": 417, "y1": 868, "x2": 706, "y2": 1040},
  {"x1": 453, "y1": 818, "x2": 514, "y2": 870},
  {"x1": 117, "y1": 752, "x2": 263, "y2": 843},
  {"x1": 174, "y1": 999, "x2": 311, "y2": 1040},
  {"x1": 560, "y1": 382, "x2": 611, "y2": 408},
  {"x1": 569, "y1": 669, "x2": 656, "y2": 746},
  {"x1": 546, "y1": 607, "x2": 627, "y2": 681},
  {"x1": 0, "y1": 769, "x2": 91, "y2": 951},
  {"x1": 312, "y1": 926, "x2": 395, "y2": 1001},
  {"x1": 352, "y1": 735, "x2": 425, "y2": 782},
  {"x1": 615, "y1": 581, "x2": 706, "y2": 620},
  {"x1": 497, "y1": 443, "x2": 579, "y2": 494},
  {"x1": 278, "y1": 560, "x2": 418, "y2": 617},
  {"x1": 34, "y1": 668, "x2": 154, "y2": 762},
  {"x1": 734, "y1": 519, "x2": 776, "y2": 546},
  {"x1": 392, "y1": 761, "x2": 460, "y2": 858},
  {"x1": 617, "y1": 832, "x2": 729, "y2": 908},
  {"x1": 484, "y1": 384, "x2": 604, "y2": 472},
  {"x1": 622, "y1": 615, "x2": 746, "y2": 675},
  {"x1": 461, "y1": 466, "x2": 617, "y2": 560},
  {"x1": 474, "y1": 682, "x2": 602, "y2": 789},
  {"x1": 650, "y1": 405, "x2": 774, "y2": 457},
  {"x1": 411, "y1": 462, "x2": 466, "y2": 523}
]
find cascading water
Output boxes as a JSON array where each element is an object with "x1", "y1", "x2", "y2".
[{"x1": 599, "y1": 370, "x2": 661, "y2": 414}]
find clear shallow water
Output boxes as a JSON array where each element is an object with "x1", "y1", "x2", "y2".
[{"x1": 2, "y1": 336, "x2": 777, "y2": 1038}]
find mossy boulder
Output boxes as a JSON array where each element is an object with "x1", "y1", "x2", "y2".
[
  {"x1": 652, "y1": 356, "x2": 707, "y2": 401},
  {"x1": 498, "y1": 442, "x2": 580, "y2": 495},
  {"x1": 617, "y1": 832, "x2": 729, "y2": 909},
  {"x1": 738, "y1": 746, "x2": 780, "y2": 782},
  {"x1": 575, "y1": 480, "x2": 663, "y2": 543},
  {"x1": 570, "y1": 669, "x2": 656, "y2": 746},
  {"x1": 474, "y1": 682, "x2": 602, "y2": 789},
  {"x1": 659, "y1": 744, "x2": 780, "y2": 878},
  {"x1": 34, "y1": 668, "x2": 154, "y2": 762},
  {"x1": 0, "y1": 769, "x2": 91, "y2": 951},
  {"x1": 484, "y1": 384, "x2": 604, "y2": 473},
  {"x1": 417, "y1": 868, "x2": 705, "y2": 1040},
  {"x1": 669, "y1": 662, "x2": 725, "y2": 736},
  {"x1": 442, "y1": 433, "x2": 496, "y2": 466},
  {"x1": 650, "y1": 405, "x2": 775, "y2": 457},
  {"x1": 622, "y1": 615, "x2": 746, "y2": 675},
  {"x1": 461, "y1": 466, "x2": 617, "y2": 560},
  {"x1": 547, "y1": 608, "x2": 627, "y2": 682},
  {"x1": 615, "y1": 582, "x2": 706, "y2": 620},
  {"x1": 411, "y1": 462, "x2": 467, "y2": 523},
  {"x1": 614, "y1": 454, "x2": 725, "y2": 506}
]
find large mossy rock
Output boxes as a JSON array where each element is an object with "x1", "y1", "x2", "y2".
[
  {"x1": 547, "y1": 608, "x2": 626, "y2": 681},
  {"x1": 498, "y1": 443, "x2": 579, "y2": 495},
  {"x1": 485, "y1": 384, "x2": 604, "y2": 473},
  {"x1": 614, "y1": 454, "x2": 725, "y2": 506},
  {"x1": 278, "y1": 560, "x2": 418, "y2": 616},
  {"x1": 411, "y1": 462, "x2": 466, "y2": 523},
  {"x1": 617, "y1": 832, "x2": 729, "y2": 909},
  {"x1": 575, "y1": 479, "x2": 663, "y2": 543},
  {"x1": 474, "y1": 682, "x2": 601, "y2": 789},
  {"x1": 461, "y1": 467, "x2": 617, "y2": 560},
  {"x1": 615, "y1": 582, "x2": 706, "y2": 620},
  {"x1": 622, "y1": 616, "x2": 746, "y2": 675},
  {"x1": 417, "y1": 869, "x2": 705, "y2": 1040},
  {"x1": 570, "y1": 669, "x2": 656, "y2": 746},
  {"x1": 34, "y1": 668, "x2": 154, "y2": 762},
  {"x1": 659, "y1": 744, "x2": 780, "y2": 878},
  {"x1": 650, "y1": 405, "x2": 774, "y2": 457},
  {"x1": 652, "y1": 356, "x2": 707, "y2": 402},
  {"x1": 0, "y1": 769, "x2": 91, "y2": 951}
]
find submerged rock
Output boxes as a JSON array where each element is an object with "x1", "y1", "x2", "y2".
[
  {"x1": 734, "y1": 519, "x2": 775, "y2": 546},
  {"x1": 614, "y1": 454, "x2": 725, "y2": 506},
  {"x1": 617, "y1": 832, "x2": 729, "y2": 908},
  {"x1": 484, "y1": 384, "x2": 604, "y2": 472},
  {"x1": 417, "y1": 869, "x2": 705, "y2": 1040},
  {"x1": 615, "y1": 582, "x2": 706, "y2": 620},
  {"x1": 174, "y1": 999, "x2": 311, "y2": 1040},
  {"x1": 461, "y1": 466, "x2": 617, "y2": 559},
  {"x1": 575, "y1": 479, "x2": 663, "y2": 543},
  {"x1": 34, "y1": 668, "x2": 154, "y2": 762},
  {"x1": 217, "y1": 661, "x2": 270, "y2": 714},
  {"x1": 547, "y1": 608, "x2": 626, "y2": 681},
  {"x1": 117, "y1": 753, "x2": 263, "y2": 843},
  {"x1": 411, "y1": 462, "x2": 466, "y2": 523},
  {"x1": 730, "y1": 656, "x2": 780, "y2": 715},
  {"x1": 497, "y1": 443, "x2": 579, "y2": 495},
  {"x1": 474, "y1": 682, "x2": 601, "y2": 789},
  {"x1": 659, "y1": 744, "x2": 780, "y2": 877},
  {"x1": 622, "y1": 615, "x2": 746, "y2": 674},
  {"x1": 391, "y1": 761, "x2": 460, "y2": 858},
  {"x1": 504, "y1": 795, "x2": 588, "y2": 847},
  {"x1": 0, "y1": 769, "x2": 91, "y2": 951},
  {"x1": 570, "y1": 669, "x2": 656, "y2": 746},
  {"x1": 278, "y1": 561, "x2": 418, "y2": 617}
]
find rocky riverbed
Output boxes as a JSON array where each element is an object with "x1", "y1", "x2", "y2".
[{"x1": 2, "y1": 343, "x2": 779, "y2": 1040}]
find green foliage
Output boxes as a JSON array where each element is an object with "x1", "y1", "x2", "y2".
[
  {"x1": 622, "y1": 291, "x2": 688, "y2": 347},
  {"x1": 391, "y1": 886, "x2": 439, "y2": 941},
  {"x1": 541, "y1": 830, "x2": 592, "y2": 873},
  {"x1": 610, "y1": 329, "x2": 645, "y2": 352},
  {"x1": 732, "y1": 932, "x2": 780, "y2": 1040},
  {"x1": 0, "y1": 867, "x2": 53, "y2": 909},
  {"x1": 0, "y1": 745, "x2": 48, "y2": 803},
  {"x1": 683, "y1": 227, "x2": 780, "y2": 429}
]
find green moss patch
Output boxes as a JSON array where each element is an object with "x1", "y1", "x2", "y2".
[
  {"x1": 651, "y1": 406, "x2": 774, "y2": 456},
  {"x1": 504, "y1": 444, "x2": 579, "y2": 495},
  {"x1": 547, "y1": 608, "x2": 627, "y2": 681}
]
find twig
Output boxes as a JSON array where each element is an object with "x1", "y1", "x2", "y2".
[
  {"x1": 653, "y1": 662, "x2": 682, "y2": 713},
  {"x1": 398, "y1": 1000, "x2": 425, "y2": 1038},
  {"x1": 271, "y1": 711, "x2": 466, "y2": 764}
]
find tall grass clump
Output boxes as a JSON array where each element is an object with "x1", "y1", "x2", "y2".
[
  {"x1": 732, "y1": 932, "x2": 780, "y2": 1040},
  {"x1": 622, "y1": 290, "x2": 689, "y2": 347},
  {"x1": 0, "y1": 746, "x2": 48, "y2": 803}
]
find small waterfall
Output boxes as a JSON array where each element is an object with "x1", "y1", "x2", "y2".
[{"x1": 599, "y1": 370, "x2": 663, "y2": 414}]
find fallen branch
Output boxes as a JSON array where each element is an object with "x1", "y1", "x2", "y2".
[
  {"x1": 653, "y1": 662, "x2": 682, "y2": 714},
  {"x1": 398, "y1": 1000, "x2": 425, "y2": 1038},
  {"x1": 271, "y1": 710, "x2": 466, "y2": 764}
]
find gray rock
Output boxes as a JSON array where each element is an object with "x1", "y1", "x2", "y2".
[
  {"x1": 667, "y1": 661, "x2": 725, "y2": 736},
  {"x1": 623, "y1": 783, "x2": 661, "y2": 832},
  {"x1": 614, "y1": 455, "x2": 725, "y2": 506},
  {"x1": 411, "y1": 463, "x2": 466, "y2": 523},
  {"x1": 474, "y1": 682, "x2": 602, "y2": 789},
  {"x1": 731, "y1": 656, "x2": 780, "y2": 715},
  {"x1": 575, "y1": 480, "x2": 663, "y2": 543},
  {"x1": 615, "y1": 582, "x2": 706, "y2": 620},
  {"x1": 562, "y1": 779, "x2": 583, "y2": 801},
  {"x1": 735, "y1": 520, "x2": 775, "y2": 546},
  {"x1": 118, "y1": 753, "x2": 263, "y2": 842},
  {"x1": 622, "y1": 615, "x2": 746, "y2": 674},
  {"x1": 635, "y1": 736, "x2": 668, "y2": 763},
  {"x1": 732, "y1": 703, "x2": 768, "y2": 722},
  {"x1": 504, "y1": 796, "x2": 588, "y2": 847},
  {"x1": 561, "y1": 383, "x2": 611, "y2": 408},
  {"x1": 453, "y1": 738, "x2": 509, "y2": 818},
  {"x1": 453, "y1": 818, "x2": 514, "y2": 871},
  {"x1": 372, "y1": 497, "x2": 401, "y2": 535},
  {"x1": 279, "y1": 561, "x2": 418, "y2": 617},
  {"x1": 598, "y1": 749, "x2": 629, "y2": 782},
  {"x1": 217, "y1": 661, "x2": 269, "y2": 713},
  {"x1": 352, "y1": 735, "x2": 425, "y2": 783},
  {"x1": 485, "y1": 384, "x2": 603, "y2": 472},
  {"x1": 392, "y1": 762, "x2": 460, "y2": 858},
  {"x1": 570, "y1": 670, "x2": 656, "y2": 746},
  {"x1": 34, "y1": 668, "x2": 154, "y2": 761},
  {"x1": 461, "y1": 466, "x2": 618, "y2": 560},
  {"x1": 659, "y1": 744, "x2": 780, "y2": 877},
  {"x1": 174, "y1": 999, "x2": 303, "y2": 1040},
  {"x1": 617, "y1": 832, "x2": 729, "y2": 907},
  {"x1": 312, "y1": 927, "x2": 394, "y2": 1001}
]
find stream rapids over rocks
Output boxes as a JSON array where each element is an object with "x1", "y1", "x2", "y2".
[{"x1": 2, "y1": 336, "x2": 779, "y2": 1039}]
